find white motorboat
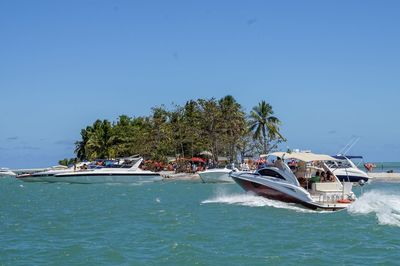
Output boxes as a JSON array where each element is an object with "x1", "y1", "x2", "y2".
[
  {"x1": 327, "y1": 155, "x2": 371, "y2": 183},
  {"x1": 198, "y1": 167, "x2": 235, "y2": 183},
  {"x1": 0, "y1": 168, "x2": 16, "y2": 177},
  {"x1": 17, "y1": 158, "x2": 162, "y2": 184},
  {"x1": 230, "y1": 151, "x2": 356, "y2": 211}
]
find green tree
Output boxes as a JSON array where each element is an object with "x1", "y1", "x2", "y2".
[
  {"x1": 112, "y1": 115, "x2": 137, "y2": 157},
  {"x1": 248, "y1": 100, "x2": 285, "y2": 154},
  {"x1": 72, "y1": 96, "x2": 286, "y2": 164},
  {"x1": 149, "y1": 106, "x2": 174, "y2": 161},
  {"x1": 75, "y1": 126, "x2": 94, "y2": 161},
  {"x1": 181, "y1": 100, "x2": 203, "y2": 158},
  {"x1": 84, "y1": 120, "x2": 115, "y2": 160},
  {"x1": 218, "y1": 95, "x2": 246, "y2": 162},
  {"x1": 198, "y1": 98, "x2": 221, "y2": 161},
  {"x1": 169, "y1": 105, "x2": 188, "y2": 158}
]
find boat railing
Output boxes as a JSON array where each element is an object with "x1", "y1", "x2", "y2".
[{"x1": 317, "y1": 193, "x2": 343, "y2": 203}]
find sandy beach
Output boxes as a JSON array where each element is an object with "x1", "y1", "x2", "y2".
[{"x1": 368, "y1": 172, "x2": 400, "y2": 181}]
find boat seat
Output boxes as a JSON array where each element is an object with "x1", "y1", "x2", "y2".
[{"x1": 313, "y1": 182, "x2": 342, "y2": 192}]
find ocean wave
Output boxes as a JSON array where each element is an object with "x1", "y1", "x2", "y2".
[{"x1": 348, "y1": 190, "x2": 400, "y2": 227}]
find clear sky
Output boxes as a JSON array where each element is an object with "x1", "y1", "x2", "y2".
[{"x1": 1, "y1": 0, "x2": 399, "y2": 168}]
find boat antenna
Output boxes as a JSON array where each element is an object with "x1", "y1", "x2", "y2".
[{"x1": 338, "y1": 137, "x2": 360, "y2": 155}]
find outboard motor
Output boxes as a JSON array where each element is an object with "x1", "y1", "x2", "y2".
[{"x1": 358, "y1": 179, "x2": 366, "y2": 186}]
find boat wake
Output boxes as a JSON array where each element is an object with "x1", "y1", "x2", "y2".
[
  {"x1": 201, "y1": 190, "x2": 315, "y2": 213},
  {"x1": 347, "y1": 190, "x2": 400, "y2": 227}
]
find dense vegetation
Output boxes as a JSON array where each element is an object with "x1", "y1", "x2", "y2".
[{"x1": 62, "y1": 96, "x2": 285, "y2": 165}]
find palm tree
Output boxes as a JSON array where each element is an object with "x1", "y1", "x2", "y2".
[
  {"x1": 85, "y1": 120, "x2": 115, "y2": 160},
  {"x1": 248, "y1": 100, "x2": 285, "y2": 154},
  {"x1": 75, "y1": 126, "x2": 93, "y2": 160},
  {"x1": 218, "y1": 95, "x2": 246, "y2": 162}
]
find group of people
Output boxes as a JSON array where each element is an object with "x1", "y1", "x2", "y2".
[{"x1": 310, "y1": 170, "x2": 335, "y2": 183}]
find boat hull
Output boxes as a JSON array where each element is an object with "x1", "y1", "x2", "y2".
[
  {"x1": 336, "y1": 175, "x2": 369, "y2": 183},
  {"x1": 231, "y1": 176, "x2": 349, "y2": 211},
  {"x1": 232, "y1": 176, "x2": 312, "y2": 206},
  {"x1": 17, "y1": 173, "x2": 162, "y2": 184},
  {"x1": 198, "y1": 170, "x2": 233, "y2": 183}
]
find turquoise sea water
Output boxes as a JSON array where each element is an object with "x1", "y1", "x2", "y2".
[
  {"x1": 371, "y1": 162, "x2": 400, "y2": 173},
  {"x1": 1, "y1": 178, "x2": 400, "y2": 265}
]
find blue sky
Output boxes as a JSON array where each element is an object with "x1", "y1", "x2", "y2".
[{"x1": 1, "y1": 0, "x2": 399, "y2": 167}]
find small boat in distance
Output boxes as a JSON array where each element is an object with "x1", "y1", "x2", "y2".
[
  {"x1": 230, "y1": 151, "x2": 356, "y2": 211},
  {"x1": 17, "y1": 157, "x2": 162, "y2": 184},
  {"x1": 198, "y1": 165, "x2": 237, "y2": 183}
]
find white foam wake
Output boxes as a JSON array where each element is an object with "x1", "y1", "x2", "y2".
[
  {"x1": 348, "y1": 190, "x2": 400, "y2": 227},
  {"x1": 201, "y1": 190, "x2": 315, "y2": 213}
]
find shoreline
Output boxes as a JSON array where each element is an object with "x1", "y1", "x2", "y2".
[{"x1": 368, "y1": 172, "x2": 400, "y2": 181}]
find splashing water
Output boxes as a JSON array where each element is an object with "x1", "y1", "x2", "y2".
[
  {"x1": 201, "y1": 190, "x2": 316, "y2": 213},
  {"x1": 348, "y1": 190, "x2": 400, "y2": 227}
]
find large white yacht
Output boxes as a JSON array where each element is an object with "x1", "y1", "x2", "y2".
[
  {"x1": 230, "y1": 151, "x2": 356, "y2": 211},
  {"x1": 17, "y1": 158, "x2": 162, "y2": 184}
]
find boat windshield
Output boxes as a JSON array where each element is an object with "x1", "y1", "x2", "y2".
[
  {"x1": 326, "y1": 160, "x2": 352, "y2": 169},
  {"x1": 89, "y1": 157, "x2": 142, "y2": 169},
  {"x1": 258, "y1": 168, "x2": 286, "y2": 180}
]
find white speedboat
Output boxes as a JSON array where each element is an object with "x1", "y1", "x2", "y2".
[
  {"x1": 0, "y1": 168, "x2": 16, "y2": 177},
  {"x1": 327, "y1": 155, "x2": 371, "y2": 183},
  {"x1": 198, "y1": 167, "x2": 235, "y2": 183},
  {"x1": 17, "y1": 158, "x2": 162, "y2": 184},
  {"x1": 230, "y1": 151, "x2": 356, "y2": 211}
]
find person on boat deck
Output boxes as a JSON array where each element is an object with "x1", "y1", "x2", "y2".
[
  {"x1": 308, "y1": 171, "x2": 320, "y2": 189},
  {"x1": 326, "y1": 171, "x2": 334, "y2": 182},
  {"x1": 274, "y1": 157, "x2": 284, "y2": 170},
  {"x1": 320, "y1": 171, "x2": 326, "y2": 182},
  {"x1": 310, "y1": 171, "x2": 321, "y2": 183}
]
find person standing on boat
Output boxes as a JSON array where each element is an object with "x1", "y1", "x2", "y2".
[
  {"x1": 326, "y1": 171, "x2": 334, "y2": 182},
  {"x1": 308, "y1": 171, "x2": 321, "y2": 189},
  {"x1": 310, "y1": 171, "x2": 321, "y2": 183},
  {"x1": 320, "y1": 171, "x2": 326, "y2": 182},
  {"x1": 274, "y1": 157, "x2": 284, "y2": 170}
]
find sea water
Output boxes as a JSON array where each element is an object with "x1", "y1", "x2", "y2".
[
  {"x1": 371, "y1": 162, "x2": 400, "y2": 173},
  {"x1": 1, "y1": 178, "x2": 400, "y2": 265}
]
